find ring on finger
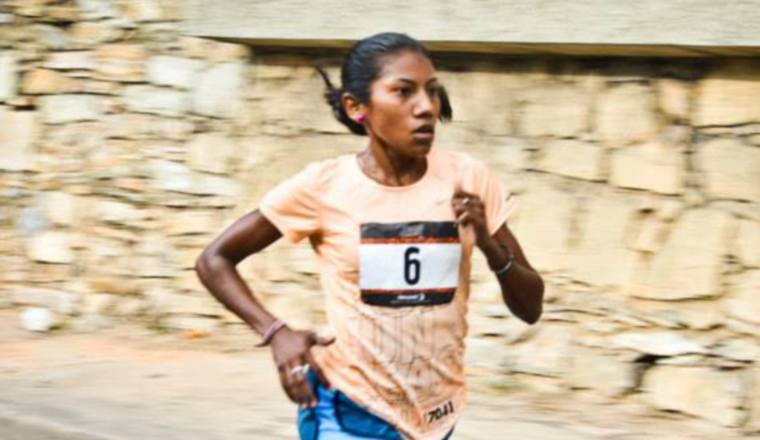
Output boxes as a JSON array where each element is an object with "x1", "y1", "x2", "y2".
[{"x1": 289, "y1": 364, "x2": 308, "y2": 376}]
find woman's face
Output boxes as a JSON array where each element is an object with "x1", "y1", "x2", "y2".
[{"x1": 363, "y1": 50, "x2": 442, "y2": 158}]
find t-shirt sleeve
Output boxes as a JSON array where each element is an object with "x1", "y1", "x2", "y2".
[
  {"x1": 468, "y1": 159, "x2": 519, "y2": 236},
  {"x1": 258, "y1": 162, "x2": 322, "y2": 243}
]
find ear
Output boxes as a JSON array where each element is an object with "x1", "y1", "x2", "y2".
[{"x1": 342, "y1": 92, "x2": 366, "y2": 121}]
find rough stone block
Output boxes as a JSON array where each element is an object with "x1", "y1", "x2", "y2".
[
  {"x1": 0, "y1": 51, "x2": 17, "y2": 102},
  {"x1": 67, "y1": 20, "x2": 123, "y2": 48},
  {"x1": 518, "y1": 83, "x2": 591, "y2": 137},
  {"x1": 641, "y1": 365, "x2": 747, "y2": 427},
  {"x1": 535, "y1": 139, "x2": 604, "y2": 181},
  {"x1": 507, "y1": 180, "x2": 574, "y2": 273},
  {"x1": 22, "y1": 68, "x2": 80, "y2": 94},
  {"x1": 630, "y1": 208, "x2": 732, "y2": 300},
  {"x1": 723, "y1": 270, "x2": 760, "y2": 325},
  {"x1": 696, "y1": 138, "x2": 760, "y2": 203},
  {"x1": 567, "y1": 192, "x2": 639, "y2": 287},
  {"x1": 192, "y1": 62, "x2": 246, "y2": 118},
  {"x1": 39, "y1": 94, "x2": 102, "y2": 124},
  {"x1": 0, "y1": 109, "x2": 39, "y2": 171},
  {"x1": 596, "y1": 83, "x2": 659, "y2": 147},
  {"x1": 186, "y1": 133, "x2": 238, "y2": 174},
  {"x1": 124, "y1": 85, "x2": 188, "y2": 117},
  {"x1": 27, "y1": 231, "x2": 75, "y2": 264},
  {"x1": 735, "y1": 219, "x2": 760, "y2": 268},
  {"x1": 43, "y1": 50, "x2": 96, "y2": 70},
  {"x1": 146, "y1": 55, "x2": 204, "y2": 89},
  {"x1": 657, "y1": 79, "x2": 691, "y2": 121},
  {"x1": 694, "y1": 61, "x2": 760, "y2": 126},
  {"x1": 609, "y1": 139, "x2": 686, "y2": 195}
]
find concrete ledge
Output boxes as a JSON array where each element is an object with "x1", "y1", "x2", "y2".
[{"x1": 184, "y1": 0, "x2": 760, "y2": 57}]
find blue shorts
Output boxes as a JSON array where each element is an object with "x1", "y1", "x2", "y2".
[{"x1": 297, "y1": 370, "x2": 454, "y2": 440}]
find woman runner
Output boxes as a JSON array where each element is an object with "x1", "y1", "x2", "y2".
[{"x1": 195, "y1": 32, "x2": 544, "y2": 440}]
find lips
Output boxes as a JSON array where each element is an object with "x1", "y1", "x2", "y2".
[{"x1": 412, "y1": 124, "x2": 434, "y2": 134}]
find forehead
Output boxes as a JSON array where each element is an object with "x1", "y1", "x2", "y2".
[{"x1": 375, "y1": 50, "x2": 436, "y2": 82}]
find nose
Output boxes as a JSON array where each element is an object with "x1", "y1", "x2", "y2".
[{"x1": 413, "y1": 90, "x2": 435, "y2": 118}]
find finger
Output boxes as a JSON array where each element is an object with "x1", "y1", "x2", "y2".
[
  {"x1": 305, "y1": 350, "x2": 331, "y2": 391},
  {"x1": 294, "y1": 360, "x2": 316, "y2": 408},
  {"x1": 309, "y1": 332, "x2": 336, "y2": 346},
  {"x1": 277, "y1": 365, "x2": 298, "y2": 403},
  {"x1": 457, "y1": 211, "x2": 471, "y2": 226}
]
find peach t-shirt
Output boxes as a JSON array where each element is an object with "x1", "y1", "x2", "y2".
[{"x1": 259, "y1": 149, "x2": 517, "y2": 440}]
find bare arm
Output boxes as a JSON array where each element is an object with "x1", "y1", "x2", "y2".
[
  {"x1": 452, "y1": 193, "x2": 544, "y2": 324},
  {"x1": 477, "y1": 224, "x2": 544, "y2": 324},
  {"x1": 195, "y1": 210, "x2": 332, "y2": 408},
  {"x1": 194, "y1": 209, "x2": 282, "y2": 335}
]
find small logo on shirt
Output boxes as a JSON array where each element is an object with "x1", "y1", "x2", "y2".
[{"x1": 426, "y1": 400, "x2": 455, "y2": 424}]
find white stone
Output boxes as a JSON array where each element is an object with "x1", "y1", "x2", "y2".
[
  {"x1": 596, "y1": 83, "x2": 659, "y2": 147},
  {"x1": 43, "y1": 51, "x2": 97, "y2": 70},
  {"x1": 657, "y1": 79, "x2": 691, "y2": 121},
  {"x1": 566, "y1": 346, "x2": 639, "y2": 396},
  {"x1": 501, "y1": 324, "x2": 575, "y2": 377},
  {"x1": 567, "y1": 193, "x2": 638, "y2": 287},
  {"x1": 0, "y1": 109, "x2": 39, "y2": 171},
  {"x1": 192, "y1": 62, "x2": 246, "y2": 118},
  {"x1": 630, "y1": 208, "x2": 731, "y2": 300},
  {"x1": 27, "y1": 231, "x2": 75, "y2": 264},
  {"x1": 641, "y1": 365, "x2": 747, "y2": 427},
  {"x1": 694, "y1": 62, "x2": 760, "y2": 126},
  {"x1": 124, "y1": 85, "x2": 189, "y2": 117},
  {"x1": 735, "y1": 219, "x2": 760, "y2": 268},
  {"x1": 749, "y1": 365, "x2": 760, "y2": 431},
  {"x1": 609, "y1": 331, "x2": 706, "y2": 356},
  {"x1": 94, "y1": 199, "x2": 145, "y2": 225},
  {"x1": 187, "y1": 133, "x2": 238, "y2": 174},
  {"x1": 39, "y1": 94, "x2": 102, "y2": 124},
  {"x1": 518, "y1": 83, "x2": 591, "y2": 137},
  {"x1": 148, "y1": 159, "x2": 242, "y2": 197},
  {"x1": 147, "y1": 55, "x2": 204, "y2": 89},
  {"x1": 696, "y1": 138, "x2": 760, "y2": 203},
  {"x1": 0, "y1": 52, "x2": 18, "y2": 102},
  {"x1": 41, "y1": 191, "x2": 81, "y2": 226},
  {"x1": 711, "y1": 338, "x2": 759, "y2": 362},
  {"x1": 609, "y1": 138, "x2": 685, "y2": 195},
  {"x1": 724, "y1": 270, "x2": 760, "y2": 325},
  {"x1": 75, "y1": 0, "x2": 118, "y2": 19},
  {"x1": 508, "y1": 181, "x2": 574, "y2": 273},
  {"x1": 20, "y1": 307, "x2": 56, "y2": 332},
  {"x1": 535, "y1": 139, "x2": 604, "y2": 181}
]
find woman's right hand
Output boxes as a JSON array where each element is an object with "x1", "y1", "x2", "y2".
[{"x1": 270, "y1": 326, "x2": 335, "y2": 408}]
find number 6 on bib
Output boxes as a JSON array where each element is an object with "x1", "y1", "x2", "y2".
[{"x1": 359, "y1": 221, "x2": 462, "y2": 307}]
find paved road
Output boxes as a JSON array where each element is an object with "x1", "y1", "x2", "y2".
[{"x1": 0, "y1": 312, "x2": 744, "y2": 440}]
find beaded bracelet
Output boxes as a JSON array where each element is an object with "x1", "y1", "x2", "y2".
[{"x1": 254, "y1": 319, "x2": 287, "y2": 347}]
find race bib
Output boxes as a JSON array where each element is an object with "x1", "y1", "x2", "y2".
[{"x1": 359, "y1": 221, "x2": 461, "y2": 307}]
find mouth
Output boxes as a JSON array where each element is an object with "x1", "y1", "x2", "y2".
[{"x1": 412, "y1": 124, "x2": 435, "y2": 140}]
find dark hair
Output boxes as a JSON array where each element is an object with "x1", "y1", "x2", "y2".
[{"x1": 316, "y1": 32, "x2": 452, "y2": 136}]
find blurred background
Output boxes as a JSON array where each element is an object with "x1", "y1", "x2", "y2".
[{"x1": 1, "y1": 0, "x2": 759, "y2": 438}]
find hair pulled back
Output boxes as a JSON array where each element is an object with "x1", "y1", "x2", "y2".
[{"x1": 316, "y1": 32, "x2": 452, "y2": 136}]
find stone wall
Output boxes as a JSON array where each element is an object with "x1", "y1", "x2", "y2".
[{"x1": 0, "y1": 0, "x2": 758, "y2": 432}]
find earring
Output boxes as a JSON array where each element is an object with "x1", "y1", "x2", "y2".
[{"x1": 356, "y1": 114, "x2": 366, "y2": 124}]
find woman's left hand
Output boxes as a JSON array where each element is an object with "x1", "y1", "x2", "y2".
[{"x1": 451, "y1": 189, "x2": 490, "y2": 247}]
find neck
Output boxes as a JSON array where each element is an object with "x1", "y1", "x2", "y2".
[{"x1": 359, "y1": 137, "x2": 427, "y2": 187}]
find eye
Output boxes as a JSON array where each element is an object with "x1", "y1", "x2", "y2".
[{"x1": 397, "y1": 86, "x2": 412, "y2": 98}]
